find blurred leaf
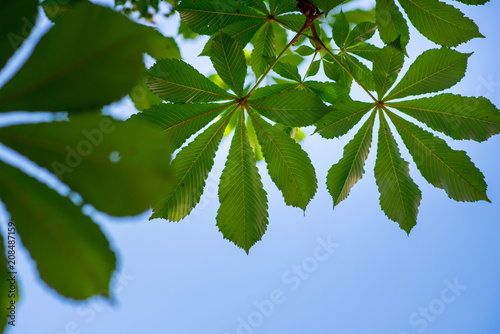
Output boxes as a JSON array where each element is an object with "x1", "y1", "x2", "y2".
[
  {"x1": 0, "y1": 2, "x2": 154, "y2": 112},
  {"x1": 0, "y1": 114, "x2": 172, "y2": 216},
  {"x1": 0, "y1": 160, "x2": 116, "y2": 299},
  {"x1": 145, "y1": 31, "x2": 181, "y2": 60},
  {"x1": 0, "y1": 0, "x2": 38, "y2": 68}
]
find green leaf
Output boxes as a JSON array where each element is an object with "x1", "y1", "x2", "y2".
[
  {"x1": 249, "y1": 83, "x2": 298, "y2": 100},
  {"x1": 327, "y1": 111, "x2": 376, "y2": 206},
  {"x1": 0, "y1": 114, "x2": 172, "y2": 217},
  {"x1": 0, "y1": 2, "x2": 154, "y2": 113},
  {"x1": 130, "y1": 71, "x2": 163, "y2": 111},
  {"x1": 273, "y1": 61, "x2": 301, "y2": 82},
  {"x1": 0, "y1": 160, "x2": 116, "y2": 299},
  {"x1": 316, "y1": 100, "x2": 374, "y2": 138},
  {"x1": 385, "y1": 48, "x2": 470, "y2": 101},
  {"x1": 223, "y1": 18, "x2": 267, "y2": 48},
  {"x1": 211, "y1": 32, "x2": 247, "y2": 97},
  {"x1": 275, "y1": 14, "x2": 306, "y2": 32},
  {"x1": 398, "y1": 0, "x2": 483, "y2": 47},
  {"x1": 216, "y1": 112, "x2": 268, "y2": 253},
  {"x1": 145, "y1": 30, "x2": 181, "y2": 60},
  {"x1": 132, "y1": 102, "x2": 231, "y2": 150},
  {"x1": 303, "y1": 81, "x2": 343, "y2": 104},
  {"x1": 323, "y1": 55, "x2": 352, "y2": 88},
  {"x1": 375, "y1": 0, "x2": 410, "y2": 48},
  {"x1": 388, "y1": 111, "x2": 490, "y2": 202},
  {"x1": 147, "y1": 58, "x2": 234, "y2": 103},
  {"x1": 307, "y1": 60, "x2": 321, "y2": 77},
  {"x1": 332, "y1": 10, "x2": 350, "y2": 48},
  {"x1": 344, "y1": 22, "x2": 377, "y2": 48},
  {"x1": 246, "y1": 116, "x2": 264, "y2": 161},
  {"x1": 271, "y1": 0, "x2": 297, "y2": 15},
  {"x1": 387, "y1": 94, "x2": 500, "y2": 142},
  {"x1": 0, "y1": 0, "x2": 38, "y2": 69},
  {"x1": 251, "y1": 23, "x2": 275, "y2": 77},
  {"x1": 152, "y1": 113, "x2": 233, "y2": 221},
  {"x1": 375, "y1": 112, "x2": 421, "y2": 233},
  {"x1": 311, "y1": 0, "x2": 350, "y2": 15},
  {"x1": 249, "y1": 90, "x2": 331, "y2": 127},
  {"x1": 241, "y1": 0, "x2": 269, "y2": 14},
  {"x1": 176, "y1": 0, "x2": 262, "y2": 35},
  {"x1": 251, "y1": 114, "x2": 317, "y2": 210},
  {"x1": 453, "y1": 0, "x2": 490, "y2": 4},
  {"x1": 337, "y1": 8, "x2": 376, "y2": 24},
  {"x1": 295, "y1": 45, "x2": 316, "y2": 56},
  {"x1": 373, "y1": 43, "x2": 405, "y2": 99},
  {"x1": 345, "y1": 42, "x2": 380, "y2": 62},
  {"x1": 344, "y1": 54, "x2": 377, "y2": 91}
]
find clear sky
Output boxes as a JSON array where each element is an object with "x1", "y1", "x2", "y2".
[{"x1": 2, "y1": 1, "x2": 500, "y2": 334}]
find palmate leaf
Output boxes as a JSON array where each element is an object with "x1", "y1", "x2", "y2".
[
  {"x1": 387, "y1": 111, "x2": 490, "y2": 202},
  {"x1": 387, "y1": 94, "x2": 500, "y2": 142},
  {"x1": 132, "y1": 102, "x2": 232, "y2": 150},
  {"x1": 385, "y1": 48, "x2": 470, "y2": 101},
  {"x1": 152, "y1": 113, "x2": 234, "y2": 221},
  {"x1": 0, "y1": 2, "x2": 154, "y2": 112},
  {"x1": 373, "y1": 42, "x2": 405, "y2": 99},
  {"x1": 147, "y1": 59, "x2": 234, "y2": 103},
  {"x1": 217, "y1": 112, "x2": 268, "y2": 253},
  {"x1": 375, "y1": 0, "x2": 410, "y2": 49},
  {"x1": 211, "y1": 32, "x2": 247, "y2": 97},
  {"x1": 0, "y1": 114, "x2": 172, "y2": 217},
  {"x1": 398, "y1": 0, "x2": 483, "y2": 47},
  {"x1": 327, "y1": 111, "x2": 376, "y2": 207},
  {"x1": 175, "y1": 0, "x2": 262, "y2": 35},
  {"x1": 323, "y1": 54, "x2": 352, "y2": 88},
  {"x1": 251, "y1": 22, "x2": 275, "y2": 77},
  {"x1": 241, "y1": 0, "x2": 269, "y2": 14},
  {"x1": 248, "y1": 90, "x2": 331, "y2": 127},
  {"x1": 246, "y1": 117, "x2": 264, "y2": 161},
  {"x1": 375, "y1": 112, "x2": 421, "y2": 233},
  {"x1": 0, "y1": 0, "x2": 38, "y2": 69},
  {"x1": 251, "y1": 114, "x2": 317, "y2": 210},
  {"x1": 316, "y1": 101, "x2": 375, "y2": 138},
  {"x1": 275, "y1": 14, "x2": 307, "y2": 32},
  {"x1": 0, "y1": 160, "x2": 116, "y2": 300}
]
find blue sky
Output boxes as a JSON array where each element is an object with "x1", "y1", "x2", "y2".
[{"x1": 1, "y1": 1, "x2": 500, "y2": 334}]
